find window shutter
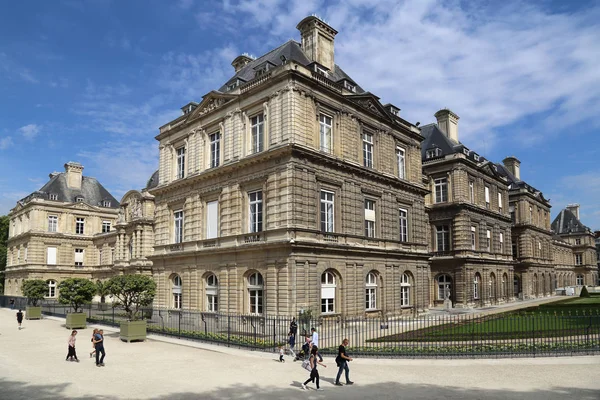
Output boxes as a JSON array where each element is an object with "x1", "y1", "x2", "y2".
[
  {"x1": 206, "y1": 201, "x2": 219, "y2": 239},
  {"x1": 321, "y1": 287, "x2": 335, "y2": 298},
  {"x1": 75, "y1": 249, "x2": 84, "y2": 263},
  {"x1": 47, "y1": 247, "x2": 57, "y2": 265}
]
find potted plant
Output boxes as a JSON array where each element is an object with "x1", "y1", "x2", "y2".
[
  {"x1": 21, "y1": 279, "x2": 47, "y2": 320},
  {"x1": 106, "y1": 274, "x2": 156, "y2": 342},
  {"x1": 58, "y1": 278, "x2": 96, "y2": 329},
  {"x1": 96, "y1": 280, "x2": 111, "y2": 311}
]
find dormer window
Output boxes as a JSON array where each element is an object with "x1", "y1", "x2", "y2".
[
  {"x1": 342, "y1": 80, "x2": 356, "y2": 92},
  {"x1": 254, "y1": 61, "x2": 275, "y2": 77},
  {"x1": 102, "y1": 200, "x2": 111, "y2": 207},
  {"x1": 463, "y1": 148, "x2": 470, "y2": 156},
  {"x1": 76, "y1": 196, "x2": 84, "y2": 203},
  {"x1": 426, "y1": 148, "x2": 443, "y2": 159},
  {"x1": 314, "y1": 64, "x2": 328, "y2": 76},
  {"x1": 49, "y1": 193, "x2": 58, "y2": 201},
  {"x1": 474, "y1": 154, "x2": 480, "y2": 162},
  {"x1": 227, "y1": 79, "x2": 243, "y2": 91},
  {"x1": 180, "y1": 102, "x2": 198, "y2": 115}
]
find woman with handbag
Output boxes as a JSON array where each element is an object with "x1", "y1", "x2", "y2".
[{"x1": 301, "y1": 346, "x2": 326, "y2": 391}]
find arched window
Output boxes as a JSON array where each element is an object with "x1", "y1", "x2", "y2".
[
  {"x1": 473, "y1": 273, "x2": 481, "y2": 300},
  {"x1": 321, "y1": 271, "x2": 336, "y2": 314},
  {"x1": 47, "y1": 280, "x2": 57, "y2": 298},
  {"x1": 401, "y1": 273, "x2": 411, "y2": 307},
  {"x1": 206, "y1": 273, "x2": 218, "y2": 312},
  {"x1": 437, "y1": 274, "x2": 452, "y2": 300},
  {"x1": 489, "y1": 273, "x2": 496, "y2": 299},
  {"x1": 172, "y1": 275, "x2": 182, "y2": 309},
  {"x1": 248, "y1": 272, "x2": 263, "y2": 315},
  {"x1": 365, "y1": 272, "x2": 377, "y2": 311},
  {"x1": 576, "y1": 274, "x2": 584, "y2": 286}
]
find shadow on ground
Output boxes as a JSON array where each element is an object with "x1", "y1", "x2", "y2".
[{"x1": 0, "y1": 378, "x2": 598, "y2": 400}]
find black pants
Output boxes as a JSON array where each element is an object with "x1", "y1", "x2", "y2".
[
  {"x1": 66, "y1": 345, "x2": 77, "y2": 360},
  {"x1": 304, "y1": 369, "x2": 320, "y2": 389},
  {"x1": 95, "y1": 345, "x2": 105, "y2": 365}
]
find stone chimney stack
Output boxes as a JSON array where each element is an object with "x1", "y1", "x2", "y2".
[
  {"x1": 297, "y1": 15, "x2": 338, "y2": 71},
  {"x1": 566, "y1": 203, "x2": 580, "y2": 220},
  {"x1": 434, "y1": 109, "x2": 460, "y2": 143},
  {"x1": 64, "y1": 162, "x2": 83, "y2": 190},
  {"x1": 231, "y1": 54, "x2": 254, "y2": 73},
  {"x1": 502, "y1": 156, "x2": 521, "y2": 181}
]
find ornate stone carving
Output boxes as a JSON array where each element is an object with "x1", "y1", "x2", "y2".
[{"x1": 198, "y1": 97, "x2": 228, "y2": 116}]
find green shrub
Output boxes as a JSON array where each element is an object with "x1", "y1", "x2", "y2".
[
  {"x1": 106, "y1": 274, "x2": 156, "y2": 321},
  {"x1": 21, "y1": 279, "x2": 47, "y2": 306},
  {"x1": 58, "y1": 278, "x2": 97, "y2": 313},
  {"x1": 580, "y1": 286, "x2": 590, "y2": 298}
]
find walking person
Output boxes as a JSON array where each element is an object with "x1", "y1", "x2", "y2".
[
  {"x1": 288, "y1": 331, "x2": 296, "y2": 359},
  {"x1": 302, "y1": 346, "x2": 326, "y2": 391},
  {"x1": 289, "y1": 317, "x2": 298, "y2": 337},
  {"x1": 90, "y1": 328, "x2": 98, "y2": 358},
  {"x1": 279, "y1": 346, "x2": 285, "y2": 362},
  {"x1": 334, "y1": 338, "x2": 354, "y2": 386},
  {"x1": 93, "y1": 329, "x2": 106, "y2": 367},
  {"x1": 16, "y1": 309, "x2": 23, "y2": 330},
  {"x1": 66, "y1": 330, "x2": 79, "y2": 362},
  {"x1": 10, "y1": 298, "x2": 15, "y2": 310},
  {"x1": 310, "y1": 327, "x2": 323, "y2": 362}
]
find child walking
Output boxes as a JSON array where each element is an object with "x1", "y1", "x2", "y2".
[
  {"x1": 16, "y1": 309, "x2": 23, "y2": 330},
  {"x1": 66, "y1": 330, "x2": 79, "y2": 362},
  {"x1": 279, "y1": 346, "x2": 285, "y2": 362}
]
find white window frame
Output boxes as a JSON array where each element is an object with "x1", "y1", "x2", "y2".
[
  {"x1": 47, "y1": 247, "x2": 57, "y2": 265},
  {"x1": 102, "y1": 220, "x2": 111, "y2": 233},
  {"x1": 576, "y1": 274, "x2": 584, "y2": 286},
  {"x1": 364, "y1": 199, "x2": 376, "y2": 238},
  {"x1": 319, "y1": 114, "x2": 333, "y2": 153},
  {"x1": 206, "y1": 274, "x2": 218, "y2": 312},
  {"x1": 176, "y1": 146, "x2": 186, "y2": 179},
  {"x1": 499, "y1": 232, "x2": 504, "y2": 253},
  {"x1": 49, "y1": 193, "x2": 58, "y2": 201},
  {"x1": 471, "y1": 226, "x2": 477, "y2": 250},
  {"x1": 321, "y1": 271, "x2": 336, "y2": 314},
  {"x1": 48, "y1": 215, "x2": 58, "y2": 232},
  {"x1": 172, "y1": 275, "x2": 182, "y2": 309},
  {"x1": 365, "y1": 272, "x2": 377, "y2": 310},
  {"x1": 436, "y1": 225, "x2": 450, "y2": 252},
  {"x1": 209, "y1": 132, "x2": 221, "y2": 168},
  {"x1": 102, "y1": 200, "x2": 111, "y2": 207},
  {"x1": 250, "y1": 114, "x2": 264, "y2": 154},
  {"x1": 474, "y1": 274, "x2": 480, "y2": 300},
  {"x1": 498, "y1": 192, "x2": 503, "y2": 212},
  {"x1": 469, "y1": 181, "x2": 475, "y2": 203},
  {"x1": 399, "y1": 208, "x2": 408, "y2": 242},
  {"x1": 362, "y1": 132, "x2": 373, "y2": 168},
  {"x1": 74, "y1": 248, "x2": 84, "y2": 266},
  {"x1": 437, "y1": 274, "x2": 452, "y2": 300},
  {"x1": 248, "y1": 272, "x2": 264, "y2": 315},
  {"x1": 434, "y1": 178, "x2": 448, "y2": 203},
  {"x1": 396, "y1": 146, "x2": 406, "y2": 179},
  {"x1": 48, "y1": 280, "x2": 57, "y2": 298},
  {"x1": 174, "y1": 210, "x2": 184, "y2": 244},
  {"x1": 248, "y1": 191, "x2": 263, "y2": 233},
  {"x1": 400, "y1": 273, "x2": 411, "y2": 307},
  {"x1": 484, "y1": 186, "x2": 490, "y2": 209},
  {"x1": 575, "y1": 254, "x2": 583, "y2": 265},
  {"x1": 75, "y1": 217, "x2": 85, "y2": 235},
  {"x1": 206, "y1": 201, "x2": 218, "y2": 239},
  {"x1": 320, "y1": 190, "x2": 335, "y2": 233},
  {"x1": 486, "y1": 229, "x2": 491, "y2": 252}
]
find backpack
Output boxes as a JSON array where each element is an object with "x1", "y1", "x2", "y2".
[{"x1": 301, "y1": 358, "x2": 312, "y2": 372}]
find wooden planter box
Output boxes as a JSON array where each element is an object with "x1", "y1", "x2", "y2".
[
  {"x1": 120, "y1": 320, "x2": 147, "y2": 343},
  {"x1": 25, "y1": 306, "x2": 42, "y2": 320},
  {"x1": 66, "y1": 312, "x2": 87, "y2": 329}
]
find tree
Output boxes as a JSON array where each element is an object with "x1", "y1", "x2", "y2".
[
  {"x1": 21, "y1": 279, "x2": 47, "y2": 306},
  {"x1": 106, "y1": 274, "x2": 156, "y2": 320},
  {"x1": 96, "y1": 280, "x2": 110, "y2": 304},
  {"x1": 58, "y1": 278, "x2": 97, "y2": 313},
  {"x1": 0, "y1": 215, "x2": 9, "y2": 291},
  {"x1": 580, "y1": 285, "x2": 590, "y2": 298}
]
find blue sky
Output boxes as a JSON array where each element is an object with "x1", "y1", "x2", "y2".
[{"x1": 1, "y1": 0, "x2": 599, "y2": 229}]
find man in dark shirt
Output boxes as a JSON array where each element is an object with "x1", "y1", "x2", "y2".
[
  {"x1": 93, "y1": 329, "x2": 106, "y2": 367},
  {"x1": 335, "y1": 338, "x2": 354, "y2": 386},
  {"x1": 289, "y1": 317, "x2": 298, "y2": 336},
  {"x1": 16, "y1": 309, "x2": 23, "y2": 330}
]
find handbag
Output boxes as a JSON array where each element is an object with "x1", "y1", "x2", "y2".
[{"x1": 301, "y1": 359, "x2": 312, "y2": 372}]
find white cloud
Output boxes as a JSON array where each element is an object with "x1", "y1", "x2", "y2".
[
  {"x1": 0, "y1": 136, "x2": 13, "y2": 150},
  {"x1": 551, "y1": 171, "x2": 600, "y2": 230},
  {"x1": 18, "y1": 124, "x2": 41, "y2": 140},
  {"x1": 178, "y1": 0, "x2": 194, "y2": 9},
  {"x1": 19, "y1": 69, "x2": 38, "y2": 83}
]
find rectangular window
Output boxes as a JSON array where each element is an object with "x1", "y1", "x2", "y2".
[
  {"x1": 575, "y1": 238, "x2": 581, "y2": 245},
  {"x1": 510, "y1": 205, "x2": 516, "y2": 223},
  {"x1": 102, "y1": 221, "x2": 111, "y2": 233},
  {"x1": 209, "y1": 132, "x2": 221, "y2": 168},
  {"x1": 512, "y1": 242, "x2": 518, "y2": 258},
  {"x1": 321, "y1": 282, "x2": 335, "y2": 313},
  {"x1": 486, "y1": 230, "x2": 491, "y2": 252},
  {"x1": 47, "y1": 247, "x2": 57, "y2": 265},
  {"x1": 529, "y1": 206, "x2": 533, "y2": 222},
  {"x1": 249, "y1": 289, "x2": 263, "y2": 314},
  {"x1": 471, "y1": 226, "x2": 476, "y2": 250},
  {"x1": 434, "y1": 178, "x2": 448, "y2": 203},
  {"x1": 206, "y1": 200, "x2": 219, "y2": 239},
  {"x1": 362, "y1": 132, "x2": 373, "y2": 168},
  {"x1": 399, "y1": 208, "x2": 408, "y2": 242},
  {"x1": 499, "y1": 232, "x2": 504, "y2": 253},
  {"x1": 251, "y1": 114, "x2": 264, "y2": 153},
  {"x1": 320, "y1": 190, "x2": 335, "y2": 233},
  {"x1": 102, "y1": 200, "x2": 111, "y2": 207},
  {"x1": 207, "y1": 294, "x2": 218, "y2": 312},
  {"x1": 248, "y1": 191, "x2": 263, "y2": 233},
  {"x1": 74, "y1": 248, "x2": 84, "y2": 266},
  {"x1": 436, "y1": 225, "x2": 450, "y2": 252},
  {"x1": 176, "y1": 146, "x2": 186, "y2": 179},
  {"x1": 75, "y1": 217, "x2": 85, "y2": 235},
  {"x1": 575, "y1": 254, "x2": 582, "y2": 265},
  {"x1": 498, "y1": 192, "x2": 503, "y2": 212},
  {"x1": 401, "y1": 286, "x2": 410, "y2": 307},
  {"x1": 396, "y1": 147, "x2": 405, "y2": 179},
  {"x1": 469, "y1": 181, "x2": 475, "y2": 203},
  {"x1": 49, "y1": 193, "x2": 58, "y2": 201},
  {"x1": 174, "y1": 210, "x2": 184, "y2": 243},
  {"x1": 365, "y1": 288, "x2": 376, "y2": 310},
  {"x1": 364, "y1": 199, "x2": 376, "y2": 238},
  {"x1": 485, "y1": 186, "x2": 490, "y2": 209},
  {"x1": 48, "y1": 215, "x2": 58, "y2": 232},
  {"x1": 319, "y1": 114, "x2": 333, "y2": 153}
]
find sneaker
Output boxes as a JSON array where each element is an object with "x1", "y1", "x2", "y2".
[
  {"x1": 96, "y1": 364, "x2": 101, "y2": 367},
  {"x1": 317, "y1": 388, "x2": 324, "y2": 391},
  {"x1": 346, "y1": 381, "x2": 354, "y2": 385},
  {"x1": 301, "y1": 384, "x2": 306, "y2": 390},
  {"x1": 100, "y1": 363, "x2": 105, "y2": 367},
  {"x1": 334, "y1": 382, "x2": 343, "y2": 386}
]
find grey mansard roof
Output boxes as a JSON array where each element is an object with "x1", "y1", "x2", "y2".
[
  {"x1": 145, "y1": 170, "x2": 159, "y2": 190},
  {"x1": 420, "y1": 123, "x2": 487, "y2": 164},
  {"x1": 18, "y1": 172, "x2": 119, "y2": 208},
  {"x1": 218, "y1": 40, "x2": 366, "y2": 94},
  {"x1": 552, "y1": 208, "x2": 591, "y2": 235}
]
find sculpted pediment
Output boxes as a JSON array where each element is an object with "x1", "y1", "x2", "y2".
[
  {"x1": 67, "y1": 202, "x2": 98, "y2": 211},
  {"x1": 188, "y1": 91, "x2": 237, "y2": 120},
  {"x1": 346, "y1": 94, "x2": 395, "y2": 123}
]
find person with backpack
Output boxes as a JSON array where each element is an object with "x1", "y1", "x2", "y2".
[
  {"x1": 335, "y1": 338, "x2": 354, "y2": 386},
  {"x1": 302, "y1": 346, "x2": 326, "y2": 391}
]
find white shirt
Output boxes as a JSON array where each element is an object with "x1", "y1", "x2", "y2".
[{"x1": 311, "y1": 331, "x2": 319, "y2": 347}]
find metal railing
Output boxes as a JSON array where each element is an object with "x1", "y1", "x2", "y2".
[{"x1": 2, "y1": 295, "x2": 599, "y2": 358}]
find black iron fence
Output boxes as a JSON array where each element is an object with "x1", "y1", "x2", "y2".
[{"x1": 2, "y1": 295, "x2": 599, "y2": 358}]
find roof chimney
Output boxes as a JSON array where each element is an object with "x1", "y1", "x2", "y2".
[
  {"x1": 434, "y1": 109, "x2": 459, "y2": 143},
  {"x1": 297, "y1": 15, "x2": 337, "y2": 71},
  {"x1": 64, "y1": 162, "x2": 83, "y2": 190},
  {"x1": 231, "y1": 54, "x2": 254, "y2": 73},
  {"x1": 502, "y1": 156, "x2": 521, "y2": 181},
  {"x1": 566, "y1": 203, "x2": 580, "y2": 220}
]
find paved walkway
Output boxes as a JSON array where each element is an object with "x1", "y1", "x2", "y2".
[{"x1": 0, "y1": 308, "x2": 599, "y2": 399}]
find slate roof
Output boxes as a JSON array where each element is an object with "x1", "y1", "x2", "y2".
[
  {"x1": 495, "y1": 162, "x2": 550, "y2": 203},
  {"x1": 145, "y1": 170, "x2": 159, "y2": 190},
  {"x1": 551, "y1": 208, "x2": 591, "y2": 235},
  {"x1": 17, "y1": 172, "x2": 119, "y2": 209},
  {"x1": 218, "y1": 40, "x2": 366, "y2": 94},
  {"x1": 420, "y1": 123, "x2": 487, "y2": 164}
]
